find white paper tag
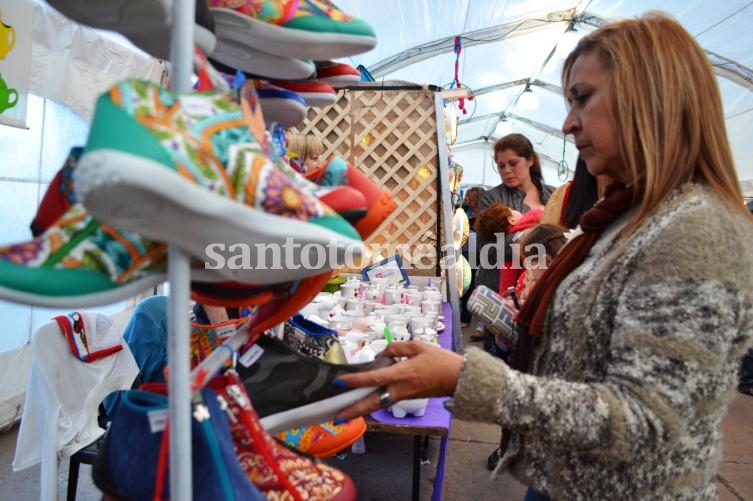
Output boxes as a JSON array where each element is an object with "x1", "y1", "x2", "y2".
[
  {"x1": 179, "y1": 96, "x2": 215, "y2": 117},
  {"x1": 215, "y1": 324, "x2": 236, "y2": 339},
  {"x1": 238, "y1": 344, "x2": 264, "y2": 367},
  {"x1": 147, "y1": 409, "x2": 169, "y2": 433}
]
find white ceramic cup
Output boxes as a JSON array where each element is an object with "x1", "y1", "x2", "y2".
[
  {"x1": 345, "y1": 298, "x2": 364, "y2": 312},
  {"x1": 421, "y1": 300, "x2": 442, "y2": 314},
  {"x1": 410, "y1": 316, "x2": 434, "y2": 334},
  {"x1": 329, "y1": 316, "x2": 352, "y2": 331},
  {"x1": 405, "y1": 290, "x2": 424, "y2": 306},
  {"x1": 384, "y1": 288, "x2": 403, "y2": 305},
  {"x1": 341, "y1": 283, "x2": 358, "y2": 299}
]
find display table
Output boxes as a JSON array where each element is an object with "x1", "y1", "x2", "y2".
[{"x1": 367, "y1": 302, "x2": 454, "y2": 501}]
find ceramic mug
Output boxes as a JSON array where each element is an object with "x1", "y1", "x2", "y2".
[
  {"x1": 388, "y1": 324, "x2": 411, "y2": 342},
  {"x1": 345, "y1": 298, "x2": 364, "y2": 312},
  {"x1": 364, "y1": 287, "x2": 381, "y2": 303},
  {"x1": 421, "y1": 299, "x2": 442, "y2": 315},
  {"x1": 410, "y1": 316, "x2": 434, "y2": 334},
  {"x1": 384, "y1": 288, "x2": 403, "y2": 305},
  {"x1": 329, "y1": 316, "x2": 352, "y2": 331},
  {"x1": 340, "y1": 282, "x2": 358, "y2": 299},
  {"x1": 405, "y1": 290, "x2": 424, "y2": 306}
]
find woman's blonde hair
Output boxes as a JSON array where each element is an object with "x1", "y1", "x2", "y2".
[
  {"x1": 563, "y1": 12, "x2": 750, "y2": 233},
  {"x1": 287, "y1": 132, "x2": 324, "y2": 162}
]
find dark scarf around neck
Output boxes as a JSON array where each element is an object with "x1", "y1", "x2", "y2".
[{"x1": 513, "y1": 182, "x2": 636, "y2": 373}]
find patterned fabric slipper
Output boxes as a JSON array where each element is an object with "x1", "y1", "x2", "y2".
[
  {"x1": 75, "y1": 79, "x2": 363, "y2": 285},
  {"x1": 208, "y1": 0, "x2": 376, "y2": 60},
  {"x1": 276, "y1": 418, "x2": 366, "y2": 458}
]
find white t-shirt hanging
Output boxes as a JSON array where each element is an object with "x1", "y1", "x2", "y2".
[{"x1": 12, "y1": 313, "x2": 138, "y2": 501}]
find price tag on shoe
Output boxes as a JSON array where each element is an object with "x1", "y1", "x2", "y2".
[{"x1": 238, "y1": 344, "x2": 264, "y2": 368}]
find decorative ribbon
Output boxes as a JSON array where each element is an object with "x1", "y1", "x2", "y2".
[{"x1": 452, "y1": 36, "x2": 474, "y2": 114}]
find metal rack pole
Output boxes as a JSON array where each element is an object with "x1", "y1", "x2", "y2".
[
  {"x1": 167, "y1": 0, "x2": 196, "y2": 499},
  {"x1": 434, "y1": 93, "x2": 462, "y2": 352}
]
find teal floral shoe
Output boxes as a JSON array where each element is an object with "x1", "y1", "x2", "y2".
[
  {"x1": 75, "y1": 80, "x2": 363, "y2": 285},
  {"x1": 0, "y1": 203, "x2": 167, "y2": 308},
  {"x1": 208, "y1": 0, "x2": 376, "y2": 60}
]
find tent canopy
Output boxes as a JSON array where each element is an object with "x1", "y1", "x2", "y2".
[{"x1": 335, "y1": 0, "x2": 753, "y2": 189}]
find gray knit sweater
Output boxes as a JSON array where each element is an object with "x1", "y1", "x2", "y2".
[{"x1": 449, "y1": 184, "x2": 753, "y2": 500}]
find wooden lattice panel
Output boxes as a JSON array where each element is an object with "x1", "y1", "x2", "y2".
[{"x1": 297, "y1": 85, "x2": 440, "y2": 275}]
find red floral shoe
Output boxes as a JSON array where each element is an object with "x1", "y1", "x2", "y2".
[{"x1": 210, "y1": 371, "x2": 357, "y2": 500}]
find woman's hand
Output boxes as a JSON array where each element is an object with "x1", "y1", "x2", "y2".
[{"x1": 333, "y1": 341, "x2": 464, "y2": 421}]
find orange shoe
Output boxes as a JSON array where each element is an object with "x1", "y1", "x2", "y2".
[
  {"x1": 276, "y1": 417, "x2": 367, "y2": 459},
  {"x1": 306, "y1": 157, "x2": 396, "y2": 240}
]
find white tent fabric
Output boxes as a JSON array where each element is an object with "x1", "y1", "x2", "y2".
[
  {"x1": 336, "y1": 0, "x2": 753, "y2": 191},
  {"x1": 3, "y1": 0, "x2": 753, "y2": 429},
  {"x1": 0, "y1": 346, "x2": 32, "y2": 433},
  {"x1": 30, "y1": 2, "x2": 164, "y2": 120}
]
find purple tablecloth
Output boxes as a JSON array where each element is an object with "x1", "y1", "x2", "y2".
[{"x1": 370, "y1": 302, "x2": 454, "y2": 501}]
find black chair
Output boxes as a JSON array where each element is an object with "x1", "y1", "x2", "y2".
[
  {"x1": 66, "y1": 398, "x2": 129, "y2": 499},
  {"x1": 66, "y1": 438, "x2": 100, "y2": 501}
]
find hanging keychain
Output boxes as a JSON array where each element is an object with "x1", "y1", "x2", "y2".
[{"x1": 558, "y1": 134, "x2": 570, "y2": 182}]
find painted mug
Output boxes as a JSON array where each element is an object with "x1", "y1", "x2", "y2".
[
  {"x1": 0, "y1": 13, "x2": 15, "y2": 60},
  {"x1": 0, "y1": 75, "x2": 18, "y2": 113}
]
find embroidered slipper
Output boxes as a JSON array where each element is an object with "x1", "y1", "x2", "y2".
[
  {"x1": 75, "y1": 79, "x2": 364, "y2": 285},
  {"x1": 0, "y1": 203, "x2": 167, "y2": 308},
  {"x1": 276, "y1": 418, "x2": 366, "y2": 459},
  {"x1": 25, "y1": 149, "x2": 290, "y2": 309},
  {"x1": 210, "y1": 372, "x2": 357, "y2": 500},
  {"x1": 31, "y1": 149, "x2": 362, "y2": 309},
  {"x1": 208, "y1": 0, "x2": 376, "y2": 61}
]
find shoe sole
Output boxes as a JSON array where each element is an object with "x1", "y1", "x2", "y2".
[
  {"x1": 211, "y1": 37, "x2": 315, "y2": 80},
  {"x1": 210, "y1": 8, "x2": 376, "y2": 61},
  {"x1": 0, "y1": 273, "x2": 165, "y2": 309},
  {"x1": 76, "y1": 150, "x2": 364, "y2": 285},
  {"x1": 47, "y1": 0, "x2": 215, "y2": 60},
  {"x1": 0, "y1": 266, "x2": 232, "y2": 309},
  {"x1": 257, "y1": 96, "x2": 308, "y2": 128},
  {"x1": 260, "y1": 386, "x2": 378, "y2": 435},
  {"x1": 318, "y1": 75, "x2": 362, "y2": 87},
  {"x1": 289, "y1": 91, "x2": 337, "y2": 108}
]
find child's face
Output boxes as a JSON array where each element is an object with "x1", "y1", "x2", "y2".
[
  {"x1": 525, "y1": 255, "x2": 550, "y2": 282},
  {"x1": 304, "y1": 153, "x2": 322, "y2": 171}
]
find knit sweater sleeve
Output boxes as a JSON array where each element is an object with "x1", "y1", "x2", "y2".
[{"x1": 450, "y1": 202, "x2": 753, "y2": 458}]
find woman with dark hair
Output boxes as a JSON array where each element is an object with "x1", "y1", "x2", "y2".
[{"x1": 473, "y1": 133, "x2": 554, "y2": 346}]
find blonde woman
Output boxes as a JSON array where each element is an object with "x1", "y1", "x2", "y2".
[{"x1": 333, "y1": 13, "x2": 753, "y2": 500}]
